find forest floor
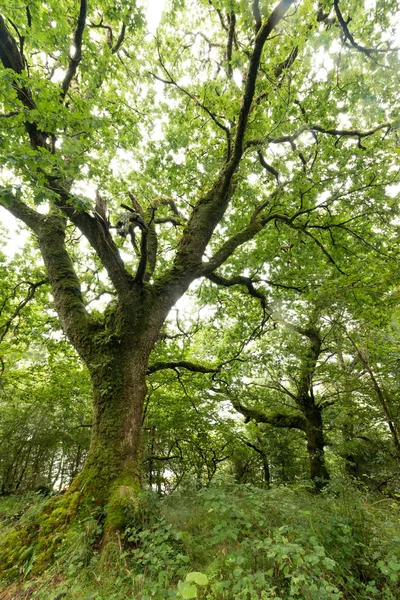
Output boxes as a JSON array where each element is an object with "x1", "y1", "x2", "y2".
[{"x1": 0, "y1": 478, "x2": 399, "y2": 599}]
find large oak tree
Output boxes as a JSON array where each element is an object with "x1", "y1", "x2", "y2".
[{"x1": 0, "y1": 0, "x2": 398, "y2": 540}]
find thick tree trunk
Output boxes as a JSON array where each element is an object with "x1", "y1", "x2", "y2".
[
  {"x1": 66, "y1": 344, "x2": 153, "y2": 534},
  {"x1": 304, "y1": 407, "x2": 329, "y2": 489},
  {"x1": 0, "y1": 343, "x2": 155, "y2": 577},
  {"x1": 84, "y1": 357, "x2": 146, "y2": 491}
]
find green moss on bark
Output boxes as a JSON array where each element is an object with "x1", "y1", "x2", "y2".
[
  {"x1": 104, "y1": 475, "x2": 142, "y2": 535},
  {"x1": 0, "y1": 487, "x2": 84, "y2": 580},
  {"x1": 0, "y1": 473, "x2": 144, "y2": 582}
]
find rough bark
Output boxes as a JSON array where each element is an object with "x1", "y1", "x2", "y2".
[{"x1": 82, "y1": 352, "x2": 148, "y2": 497}]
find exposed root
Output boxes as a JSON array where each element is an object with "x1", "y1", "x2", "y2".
[{"x1": 0, "y1": 475, "x2": 142, "y2": 583}]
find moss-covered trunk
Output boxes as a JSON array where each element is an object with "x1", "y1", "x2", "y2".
[
  {"x1": 70, "y1": 347, "x2": 151, "y2": 536},
  {"x1": 0, "y1": 346, "x2": 153, "y2": 579},
  {"x1": 304, "y1": 406, "x2": 329, "y2": 489},
  {"x1": 80, "y1": 351, "x2": 147, "y2": 499}
]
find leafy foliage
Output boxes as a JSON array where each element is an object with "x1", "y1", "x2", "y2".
[{"x1": 1, "y1": 479, "x2": 400, "y2": 598}]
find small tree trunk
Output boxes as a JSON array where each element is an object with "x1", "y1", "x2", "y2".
[
  {"x1": 262, "y1": 455, "x2": 270, "y2": 488},
  {"x1": 304, "y1": 407, "x2": 329, "y2": 489}
]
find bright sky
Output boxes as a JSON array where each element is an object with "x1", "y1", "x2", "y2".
[{"x1": 145, "y1": 0, "x2": 167, "y2": 34}]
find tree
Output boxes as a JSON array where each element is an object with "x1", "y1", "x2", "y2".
[
  {"x1": 0, "y1": 0, "x2": 399, "y2": 554},
  {"x1": 228, "y1": 306, "x2": 331, "y2": 488}
]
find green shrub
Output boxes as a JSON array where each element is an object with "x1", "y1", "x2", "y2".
[{"x1": 1, "y1": 479, "x2": 400, "y2": 599}]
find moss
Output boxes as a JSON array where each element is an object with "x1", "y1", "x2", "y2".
[
  {"x1": 0, "y1": 474, "x2": 144, "y2": 583},
  {"x1": 104, "y1": 475, "x2": 141, "y2": 534},
  {"x1": 0, "y1": 525, "x2": 33, "y2": 581},
  {"x1": 0, "y1": 488, "x2": 86, "y2": 582}
]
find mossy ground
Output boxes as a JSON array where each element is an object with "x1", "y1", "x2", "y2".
[{"x1": 1, "y1": 477, "x2": 400, "y2": 599}]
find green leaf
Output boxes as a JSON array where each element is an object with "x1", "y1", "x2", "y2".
[
  {"x1": 177, "y1": 580, "x2": 197, "y2": 599},
  {"x1": 186, "y1": 571, "x2": 208, "y2": 586}
]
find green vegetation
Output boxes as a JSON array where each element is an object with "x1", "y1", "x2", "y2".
[
  {"x1": 1, "y1": 0, "x2": 400, "y2": 596},
  {"x1": 1, "y1": 479, "x2": 400, "y2": 599}
]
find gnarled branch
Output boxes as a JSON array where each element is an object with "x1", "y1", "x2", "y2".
[
  {"x1": 334, "y1": 0, "x2": 398, "y2": 58},
  {"x1": 231, "y1": 398, "x2": 307, "y2": 431}
]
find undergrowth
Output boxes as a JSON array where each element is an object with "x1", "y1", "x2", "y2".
[{"x1": 1, "y1": 477, "x2": 400, "y2": 599}]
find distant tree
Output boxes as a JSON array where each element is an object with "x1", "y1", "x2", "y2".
[{"x1": 229, "y1": 308, "x2": 331, "y2": 488}]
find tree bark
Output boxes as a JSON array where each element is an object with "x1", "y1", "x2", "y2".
[
  {"x1": 80, "y1": 350, "x2": 148, "y2": 500},
  {"x1": 304, "y1": 406, "x2": 330, "y2": 488}
]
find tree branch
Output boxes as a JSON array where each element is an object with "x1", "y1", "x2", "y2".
[
  {"x1": 35, "y1": 215, "x2": 97, "y2": 358},
  {"x1": 0, "y1": 110, "x2": 19, "y2": 118},
  {"x1": 0, "y1": 16, "x2": 46, "y2": 148},
  {"x1": 311, "y1": 122, "x2": 391, "y2": 141},
  {"x1": 0, "y1": 15, "x2": 24, "y2": 72},
  {"x1": 61, "y1": 204, "x2": 135, "y2": 296},
  {"x1": 134, "y1": 228, "x2": 149, "y2": 284},
  {"x1": 300, "y1": 228, "x2": 346, "y2": 275},
  {"x1": 226, "y1": 12, "x2": 235, "y2": 79},
  {"x1": 0, "y1": 191, "x2": 99, "y2": 358},
  {"x1": 205, "y1": 272, "x2": 273, "y2": 316},
  {"x1": 156, "y1": 0, "x2": 296, "y2": 299},
  {"x1": 147, "y1": 360, "x2": 219, "y2": 375},
  {"x1": 247, "y1": 122, "x2": 392, "y2": 149},
  {"x1": 257, "y1": 149, "x2": 280, "y2": 182},
  {"x1": 0, "y1": 189, "x2": 44, "y2": 231},
  {"x1": 252, "y1": 0, "x2": 262, "y2": 33},
  {"x1": 112, "y1": 22, "x2": 126, "y2": 54},
  {"x1": 0, "y1": 279, "x2": 48, "y2": 344},
  {"x1": 201, "y1": 207, "x2": 283, "y2": 273},
  {"x1": 61, "y1": 0, "x2": 87, "y2": 98},
  {"x1": 333, "y1": 0, "x2": 397, "y2": 58},
  {"x1": 231, "y1": 398, "x2": 307, "y2": 431},
  {"x1": 231, "y1": 0, "x2": 296, "y2": 164}
]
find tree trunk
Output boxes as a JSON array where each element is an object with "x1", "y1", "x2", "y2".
[
  {"x1": 70, "y1": 346, "x2": 150, "y2": 530},
  {"x1": 304, "y1": 407, "x2": 329, "y2": 489},
  {"x1": 262, "y1": 456, "x2": 271, "y2": 487}
]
